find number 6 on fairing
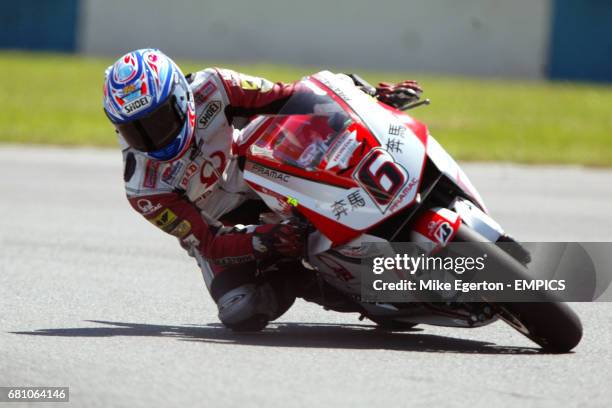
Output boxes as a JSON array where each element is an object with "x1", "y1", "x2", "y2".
[{"x1": 355, "y1": 148, "x2": 409, "y2": 208}]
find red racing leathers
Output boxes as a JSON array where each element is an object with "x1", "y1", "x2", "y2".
[{"x1": 121, "y1": 68, "x2": 302, "y2": 288}]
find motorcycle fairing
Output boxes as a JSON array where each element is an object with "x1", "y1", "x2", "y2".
[{"x1": 244, "y1": 72, "x2": 428, "y2": 244}]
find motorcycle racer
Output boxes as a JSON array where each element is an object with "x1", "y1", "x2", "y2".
[{"x1": 103, "y1": 48, "x2": 422, "y2": 331}]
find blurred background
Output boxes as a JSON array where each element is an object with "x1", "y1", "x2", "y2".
[{"x1": 0, "y1": 0, "x2": 611, "y2": 165}]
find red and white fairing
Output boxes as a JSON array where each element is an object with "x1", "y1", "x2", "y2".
[
  {"x1": 240, "y1": 71, "x2": 506, "y2": 301},
  {"x1": 243, "y1": 72, "x2": 432, "y2": 244}
]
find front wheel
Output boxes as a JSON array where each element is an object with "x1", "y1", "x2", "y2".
[
  {"x1": 495, "y1": 302, "x2": 582, "y2": 353},
  {"x1": 454, "y1": 225, "x2": 583, "y2": 353}
]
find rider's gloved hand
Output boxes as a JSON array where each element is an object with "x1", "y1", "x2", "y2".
[
  {"x1": 252, "y1": 220, "x2": 307, "y2": 260},
  {"x1": 375, "y1": 80, "x2": 423, "y2": 109}
]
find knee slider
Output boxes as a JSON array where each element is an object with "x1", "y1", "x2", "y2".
[{"x1": 216, "y1": 283, "x2": 279, "y2": 331}]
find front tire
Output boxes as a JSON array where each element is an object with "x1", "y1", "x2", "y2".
[
  {"x1": 454, "y1": 224, "x2": 583, "y2": 353},
  {"x1": 495, "y1": 302, "x2": 582, "y2": 353}
]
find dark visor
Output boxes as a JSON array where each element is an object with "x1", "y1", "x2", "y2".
[{"x1": 109, "y1": 88, "x2": 187, "y2": 152}]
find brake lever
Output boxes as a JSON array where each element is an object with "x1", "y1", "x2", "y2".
[{"x1": 400, "y1": 98, "x2": 431, "y2": 111}]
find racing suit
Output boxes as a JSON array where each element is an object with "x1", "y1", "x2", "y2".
[{"x1": 121, "y1": 68, "x2": 303, "y2": 330}]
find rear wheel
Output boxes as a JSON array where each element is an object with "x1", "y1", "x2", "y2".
[{"x1": 454, "y1": 225, "x2": 582, "y2": 353}]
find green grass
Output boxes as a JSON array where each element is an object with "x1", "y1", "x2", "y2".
[{"x1": 1, "y1": 51, "x2": 611, "y2": 165}]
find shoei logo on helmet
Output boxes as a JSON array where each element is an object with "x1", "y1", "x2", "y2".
[{"x1": 123, "y1": 95, "x2": 151, "y2": 115}]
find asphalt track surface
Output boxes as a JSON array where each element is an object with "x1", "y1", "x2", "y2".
[{"x1": 1, "y1": 145, "x2": 611, "y2": 407}]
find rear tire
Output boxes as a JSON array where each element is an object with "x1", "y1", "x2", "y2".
[{"x1": 454, "y1": 224, "x2": 582, "y2": 353}]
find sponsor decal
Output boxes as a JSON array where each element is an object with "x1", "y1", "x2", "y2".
[
  {"x1": 331, "y1": 199, "x2": 348, "y2": 220},
  {"x1": 213, "y1": 254, "x2": 256, "y2": 266},
  {"x1": 385, "y1": 137, "x2": 403, "y2": 154},
  {"x1": 179, "y1": 163, "x2": 199, "y2": 189},
  {"x1": 388, "y1": 124, "x2": 406, "y2": 137},
  {"x1": 317, "y1": 76, "x2": 351, "y2": 101},
  {"x1": 200, "y1": 151, "x2": 226, "y2": 188},
  {"x1": 161, "y1": 161, "x2": 185, "y2": 185},
  {"x1": 347, "y1": 190, "x2": 366, "y2": 209},
  {"x1": 411, "y1": 209, "x2": 461, "y2": 250},
  {"x1": 169, "y1": 220, "x2": 192, "y2": 238},
  {"x1": 251, "y1": 163, "x2": 290, "y2": 182},
  {"x1": 297, "y1": 143, "x2": 322, "y2": 168},
  {"x1": 143, "y1": 160, "x2": 159, "y2": 188},
  {"x1": 424, "y1": 215, "x2": 459, "y2": 246},
  {"x1": 240, "y1": 78, "x2": 259, "y2": 90},
  {"x1": 150, "y1": 209, "x2": 177, "y2": 229},
  {"x1": 432, "y1": 221, "x2": 454, "y2": 245},
  {"x1": 325, "y1": 130, "x2": 360, "y2": 171},
  {"x1": 197, "y1": 100, "x2": 222, "y2": 129},
  {"x1": 123, "y1": 95, "x2": 151, "y2": 115},
  {"x1": 387, "y1": 177, "x2": 418, "y2": 213},
  {"x1": 136, "y1": 198, "x2": 162, "y2": 215},
  {"x1": 194, "y1": 80, "x2": 217, "y2": 105},
  {"x1": 239, "y1": 75, "x2": 273, "y2": 92},
  {"x1": 122, "y1": 83, "x2": 137, "y2": 96},
  {"x1": 331, "y1": 190, "x2": 367, "y2": 220}
]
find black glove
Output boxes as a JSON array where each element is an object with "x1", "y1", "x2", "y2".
[{"x1": 252, "y1": 220, "x2": 307, "y2": 260}]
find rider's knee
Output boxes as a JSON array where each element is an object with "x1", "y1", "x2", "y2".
[
  {"x1": 215, "y1": 282, "x2": 280, "y2": 331},
  {"x1": 210, "y1": 264, "x2": 295, "y2": 332}
]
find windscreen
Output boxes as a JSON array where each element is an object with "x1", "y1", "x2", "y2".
[{"x1": 249, "y1": 84, "x2": 355, "y2": 171}]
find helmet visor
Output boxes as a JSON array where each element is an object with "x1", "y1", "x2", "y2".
[{"x1": 111, "y1": 91, "x2": 187, "y2": 152}]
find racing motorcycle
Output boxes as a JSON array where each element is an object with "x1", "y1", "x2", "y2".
[{"x1": 239, "y1": 71, "x2": 582, "y2": 353}]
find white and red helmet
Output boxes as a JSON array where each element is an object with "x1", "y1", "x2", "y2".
[{"x1": 103, "y1": 49, "x2": 196, "y2": 161}]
